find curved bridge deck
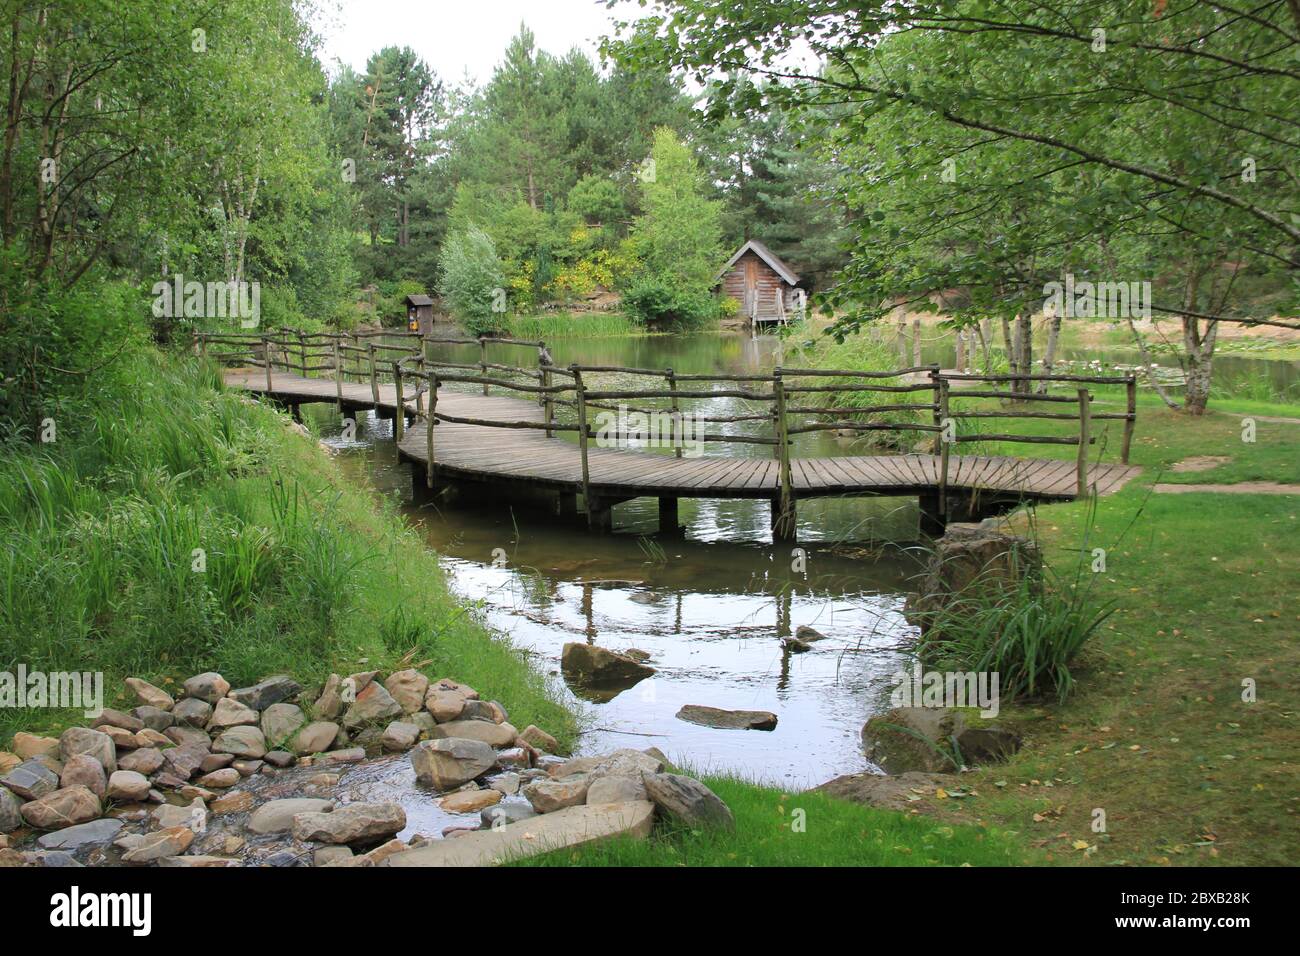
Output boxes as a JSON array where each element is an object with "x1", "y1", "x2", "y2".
[{"x1": 224, "y1": 369, "x2": 1141, "y2": 535}]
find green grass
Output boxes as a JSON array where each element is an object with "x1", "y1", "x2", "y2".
[
  {"x1": 505, "y1": 312, "x2": 645, "y2": 340},
  {"x1": 0, "y1": 349, "x2": 575, "y2": 748},
  {"x1": 514, "y1": 771, "x2": 1028, "y2": 866}
]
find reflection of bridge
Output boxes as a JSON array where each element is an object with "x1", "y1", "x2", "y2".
[{"x1": 204, "y1": 330, "x2": 1141, "y2": 541}]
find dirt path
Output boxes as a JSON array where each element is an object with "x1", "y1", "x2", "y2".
[{"x1": 1152, "y1": 482, "x2": 1300, "y2": 495}]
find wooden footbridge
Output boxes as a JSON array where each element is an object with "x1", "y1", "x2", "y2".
[{"x1": 200, "y1": 330, "x2": 1140, "y2": 540}]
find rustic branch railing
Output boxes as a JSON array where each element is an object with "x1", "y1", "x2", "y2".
[{"x1": 195, "y1": 331, "x2": 1138, "y2": 525}]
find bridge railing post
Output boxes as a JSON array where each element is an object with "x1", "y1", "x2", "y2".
[
  {"x1": 1121, "y1": 376, "x2": 1136, "y2": 464},
  {"x1": 572, "y1": 365, "x2": 593, "y2": 525},
  {"x1": 297, "y1": 330, "x2": 307, "y2": 378},
  {"x1": 425, "y1": 372, "x2": 438, "y2": 488},
  {"x1": 929, "y1": 365, "x2": 943, "y2": 454},
  {"x1": 538, "y1": 343, "x2": 554, "y2": 437},
  {"x1": 368, "y1": 342, "x2": 379, "y2": 407},
  {"x1": 1077, "y1": 387, "x2": 1092, "y2": 497},
  {"x1": 772, "y1": 368, "x2": 795, "y2": 540},
  {"x1": 414, "y1": 356, "x2": 426, "y2": 418},
  {"x1": 262, "y1": 334, "x2": 273, "y2": 393},
  {"x1": 938, "y1": 377, "x2": 951, "y2": 515},
  {"x1": 479, "y1": 337, "x2": 489, "y2": 395},
  {"x1": 667, "y1": 368, "x2": 681, "y2": 458},
  {"x1": 393, "y1": 361, "x2": 404, "y2": 452}
]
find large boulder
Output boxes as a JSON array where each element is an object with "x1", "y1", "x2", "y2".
[
  {"x1": 228, "y1": 676, "x2": 300, "y2": 712},
  {"x1": 808, "y1": 771, "x2": 956, "y2": 812},
  {"x1": 161, "y1": 744, "x2": 210, "y2": 780},
  {"x1": 342, "y1": 681, "x2": 402, "y2": 730},
  {"x1": 291, "y1": 721, "x2": 340, "y2": 756},
  {"x1": 11, "y1": 733, "x2": 60, "y2": 761},
  {"x1": 861, "y1": 707, "x2": 1020, "y2": 774},
  {"x1": 0, "y1": 759, "x2": 58, "y2": 806},
  {"x1": 427, "y1": 720, "x2": 517, "y2": 749},
  {"x1": 410, "y1": 738, "x2": 496, "y2": 789},
  {"x1": 260, "y1": 703, "x2": 306, "y2": 748},
  {"x1": 118, "y1": 748, "x2": 164, "y2": 775},
  {"x1": 183, "y1": 672, "x2": 230, "y2": 704},
  {"x1": 124, "y1": 677, "x2": 174, "y2": 710},
  {"x1": 561, "y1": 643, "x2": 655, "y2": 693},
  {"x1": 0, "y1": 788, "x2": 22, "y2": 833},
  {"x1": 211, "y1": 726, "x2": 267, "y2": 759},
  {"x1": 641, "y1": 772, "x2": 734, "y2": 830},
  {"x1": 19, "y1": 786, "x2": 101, "y2": 830},
  {"x1": 106, "y1": 770, "x2": 151, "y2": 801},
  {"x1": 59, "y1": 727, "x2": 116, "y2": 775},
  {"x1": 523, "y1": 776, "x2": 590, "y2": 813},
  {"x1": 908, "y1": 524, "x2": 1041, "y2": 631},
  {"x1": 207, "y1": 697, "x2": 259, "y2": 730},
  {"x1": 248, "y1": 798, "x2": 334, "y2": 835},
  {"x1": 675, "y1": 704, "x2": 777, "y2": 731},
  {"x1": 291, "y1": 802, "x2": 405, "y2": 845},
  {"x1": 121, "y1": 826, "x2": 193, "y2": 863},
  {"x1": 59, "y1": 754, "x2": 107, "y2": 799},
  {"x1": 383, "y1": 670, "x2": 429, "y2": 715}
]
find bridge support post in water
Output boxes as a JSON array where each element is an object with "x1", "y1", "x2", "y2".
[
  {"x1": 770, "y1": 496, "x2": 797, "y2": 542},
  {"x1": 556, "y1": 491, "x2": 577, "y2": 521},
  {"x1": 586, "y1": 495, "x2": 613, "y2": 533},
  {"x1": 918, "y1": 492, "x2": 946, "y2": 537},
  {"x1": 658, "y1": 497, "x2": 680, "y2": 536},
  {"x1": 290, "y1": 403, "x2": 302, "y2": 424}
]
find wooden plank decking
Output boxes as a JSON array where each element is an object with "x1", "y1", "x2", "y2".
[{"x1": 224, "y1": 369, "x2": 1141, "y2": 503}]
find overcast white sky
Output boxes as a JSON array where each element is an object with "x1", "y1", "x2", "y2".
[{"x1": 316, "y1": 0, "x2": 645, "y2": 83}]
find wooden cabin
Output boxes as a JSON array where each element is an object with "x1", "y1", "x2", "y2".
[
  {"x1": 405, "y1": 293, "x2": 434, "y2": 334},
  {"x1": 715, "y1": 239, "x2": 804, "y2": 325}
]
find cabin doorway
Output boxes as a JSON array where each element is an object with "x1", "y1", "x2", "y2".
[{"x1": 743, "y1": 256, "x2": 759, "y2": 318}]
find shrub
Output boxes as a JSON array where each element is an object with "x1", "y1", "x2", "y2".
[
  {"x1": 439, "y1": 227, "x2": 507, "y2": 336},
  {"x1": 621, "y1": 275, "x2": 718, "y2": 329}
]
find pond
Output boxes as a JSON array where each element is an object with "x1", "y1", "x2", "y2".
[{"x1": 306, "y1": 329, "x2": 1297, "y2": 788}]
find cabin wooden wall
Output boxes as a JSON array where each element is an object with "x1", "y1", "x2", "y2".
[{"x1": 720, "y1": 250, "x2": 797, "y2": 321}]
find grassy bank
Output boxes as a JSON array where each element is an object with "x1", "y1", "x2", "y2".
[
  {"x1": 518, "y1": 771, "x2": 1028, "y2": 866},
  {"x1": 0, "y1": 349, "x2": 575, "y2": 747},
  {"x1": 506, "y1": 312, "x2": 644, "y2": 340}
]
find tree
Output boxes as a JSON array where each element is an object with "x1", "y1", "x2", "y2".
[
  {"x1": 605, "y1": 0, "x2": 1299, "y2": 412},
  {"x1": 439, "y1": 226, "x2": 505, "y2": 334}
]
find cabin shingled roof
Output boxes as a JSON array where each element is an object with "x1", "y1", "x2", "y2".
[{"x1": 715, "y1": 239, "x2": 801, "y2": 286}]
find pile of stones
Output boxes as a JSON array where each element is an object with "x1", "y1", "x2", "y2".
[{"x1": 0, "y1": 668, "x2": 734, "y2": 867}]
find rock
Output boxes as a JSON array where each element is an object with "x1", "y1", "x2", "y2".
[
  {"x1": 164, "y1": 725, "x2": 211, "y2": 748},
  {"x1": 211, "y1": 726, "x2": 267, "y2": 759},
  {"x1": 381, "y1": 721, "x2": 420, "y2": 752},
  {"x1": 183, "y1": 672, "x2": 230, "y2": 704},
  {"x1": 523, "y1": 776, "x2": 590, "y2": 813},
  {"x1": 431, "y1": 677, "x2": 478, "y2": 699},
  {"x1": 481, "y1": 802, "x2": 535, "y2": 828},
  {"x1": 59, "y1": 727, "x2": 116, "y2": 775},
  {"x1": 124, "y1": 677, "x2": 174, "y2": 710},
  {"x1": 675, "y1": 704, "x2": 778, "y2": 731},
  {"x1": 587, "y1": 774, "x2": 648, "y2": 804},
  {"x1": 808, "y1": 771, "x2": 955, "y2": 812},
  {"x1": 118, "y1": 748, "x2": 164, "y2": 775},
  {"x1": 152, "y1": 800, "x2": 206, "y2": 830},
  {"x1": 440, "y1": 789, "x2": 502, "y2": 814},
  {"x1": 560, "y1": 642, "x2": 655, "y2": 689},
  {"x1": 171, "y1": 698, "x2": 212, "y2": 728},
  {"x1": 157, "y1": 855, "x2": 239, "y2": 867},
  {"x1": 207, "y1": 697, "x2": 259, "y2": 730},
  {"x1": 131, "y1": 706, "x2": 175, "y2": 731},
  {"x1": 195, "y1": 768, "x2": 240, "y2": 789},
  {"x1": 861, "y1": 707, "x2": 1020, "y2": 773},
  {"x1": 383, "y1": 670, "x2": 430, "y2": 715},
  {"x1": 248, "y1": 798, "x2": 334, "y2": 835},
  {"x1": 35, "y1": 818, "x2": 123, "y2": 850},
  {"x1": 624, "y1": 648, "x2": 651, "y2": 662},
  {"x1": 181, "y1": 784, "x2": 215, "y2": 802},
  {"x1": 28, "y1": 752, "x2": 63, "y2": 774},
  {"x1": 12, "y1": 733, "x2": 61, "y2": 760},
  {"x1": 232, "y1": 759, "x2": 264, "y2": 776},
  {"x1": 19, "y1": 786, "x2": 101, "y2": 830},
  {"x1": 312, "y1": 674, "x2": 343, "y2": 720},
  {"x1": 91, "y1": 708, "x2": 144, "y2": 733},
  {"x1": 318, "y1": 747, "x2": 365, "y2": 765},
  {"x1": 460, "y1": 699, "x2": 504, "y2": 723},
  {"x1": 199, "y1": 753, "x2": 235, "y2": 773},
  {"x1": 0, "y1": 788, "x2": 22, "y2": 833},
  {"x1": 342, "y1": 681, "x2": 402, "y2": 730},
  {"x1": 59, "y1": 754, "x2": 107, "y2": 799},
  {"x1": 387, "y1": 802, "x2": 655, "y2": 867},
  {"x1": 424, "y1": 688, "x2": 467, "y2": 722},
  {"x1": 260, "y1": 702, "x2": 306, "y2": 748},
  {"x1": 907, "y1": 524, "x2": 1041, "y2": 633},
  {"x1": 2, "y1": 758, "x2": 60, "y2": 800},
  {"x1": 551, "y1": 749, "x2": 664, "y2": 780},
  {"x1": 642, "y1": 772, "x2": 734, "y2": 830},
  {"x1": 106, "y1": 770, "x2": 151, "y2": 801},
  {"x1": 488, "y1": 773, "x2": 521, "y2": 796},
  {"x1": 518, "y1": 725, "x2": 558, "y2": 753},
  {"x1": 428, "y1": 720, "x2": 518, "y2": 749},
  {"x1": 291, "y1": 721, "x2": 339, "y2": 756},
  {"x1": 794, "y1": 625, "x2": 827, "y2": 642},
  {"x1": 101, "y1": 725, "x2": 140, "y2": 749},
  {"x1": 495, "y1": 747, "x2": 532, "y2": 770},
  {"x1": 291, "y1": 802, "x2": 405, "y2": 844},
  {"x1": 121, "y1": 826, "x2": 193, "y2": 863},
  {"x1": 411, "y1": 738, "x2": 496, "y2": 789},
  {"x1": 136, "y1": 728, "x2": 171, "y2": 748},
  {"x1": 264, "y1": 750, "x2": 295, "y2": 768},
  {"x1": 781, "y1": 635, "x2": 812, "y2": 653},
  {"x1": 210, "y1": 791, "x2": 254, "y2": 815},
  {"x1": 0, "y1": 753, "x2": 20, "y2": 775},
  {"x1": 357, "y1": 838, "x2": 411, "y2": 866},
  {"x1": 161, "y1": 745, "x2": 209, "y2": 780},
  {"x1": 229, "y1": 676, "x2": 301, "y2": 711},
  {"x1": 314, "y1": 845, "x2": 353, "y2": 866}
]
